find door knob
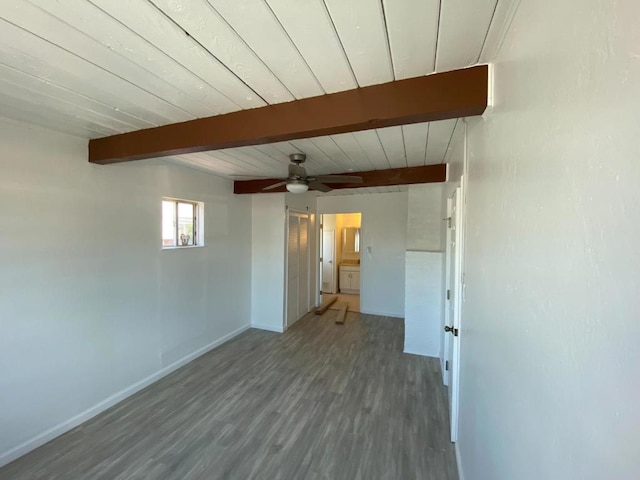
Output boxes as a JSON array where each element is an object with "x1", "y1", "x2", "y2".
[{"x1": 444, "y1": 326, "x2": 459, "y2": 337}]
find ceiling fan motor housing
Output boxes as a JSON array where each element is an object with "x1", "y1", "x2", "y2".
[
  {"x1": 262, "y1": 151, "x2": 361, "y2": 193},
  {"x1": 289, "y1": 153, "x2": 306, "y2": 164}
]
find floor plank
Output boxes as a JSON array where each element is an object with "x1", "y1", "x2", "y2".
[
  {"x1": 322, "y1": 293, "x2": 360, "y2": 312},
  {"x1": 335, "y1": 302, "x2": 348, "y2": 324},
  {"x1": 0, "y1": 312, "x2": 458, "y2": 480},
  {"x1": 315, "y1": 296, "x2": 337, "y2": 315}
]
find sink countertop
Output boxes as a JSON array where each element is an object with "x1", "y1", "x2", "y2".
[{"x1": 340, "y1": 261, "x2": 360, "y2": 266}]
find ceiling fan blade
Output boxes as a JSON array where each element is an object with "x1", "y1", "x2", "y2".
[
  {"x1": 308, "y1": 181, "x2": 332, "y2": 193},
  {"x1": 288, "y1": 163, "x2": 306, "y2": 178},
  {"x1": 314, "y1": 175, "x2": 363, "y2": 184},
  {"x1": 262, "y1": 181, "x2": 288, "y2": 191}
]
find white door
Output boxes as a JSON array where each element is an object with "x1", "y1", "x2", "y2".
[
  {"x1": 298, "y1": 215, "x2": 310, "y2": 317},
  {"x1": 321, "y1": 228, "x2": 335, "y2": 293},
  {"x1": 443, "y1": 197, "x2": 453, "y2": 387},
  {"x1": 287, "y1": 211, "x2": 311, "y2": 327},
  {"x1": 287, "y1": 213, "x2": 300, "y2": 327},
  {"x1": 445, "y1": 186, "x2": 464, "y2": 442}
]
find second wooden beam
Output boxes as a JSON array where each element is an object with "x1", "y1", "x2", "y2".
[
  {"x1": 335, "y1": 303, "x2": 348, "y2": 325},
  {"x1": 315, "y1": 297, "x2": 337, "y2": 315}
]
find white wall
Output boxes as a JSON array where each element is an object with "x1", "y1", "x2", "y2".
[
  {"x1": 404, "y1": 184, "x2": 444, "y2": 357},
  {"x1": 250, "y1": 193, "x2": 285, "y2": 332},
  {"x1": 404, "y1": 251, "x2": 442, "y2": 357},
  {"x1": 317, "y1": 192, "x2": 407, "y2": 318},
  {"x1": 457, "y1": 1, "x2": 640, "y2": 479},
  {"x1": 407, "y1": 184, "x2": 443, "y2": 251},
  {"x1": 285, "y1": 190, "x2": 317, "y2": 215},
  {"x1": 0, "y1": 118, "x2": 252, "y2": 466}
]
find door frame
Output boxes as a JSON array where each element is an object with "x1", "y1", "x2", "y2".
[
  {"x1": 316, "y1": 214, "x2": 322, "y2": 309},
  {"x1": 284, "y1": 208, "x2": 312, "y2": 330},
  {"x1": 444, "y1": 182, "x2": 465, "y2": 443},
  {"x1": 316, "y1": 211, "x2": 363, "y2": 309},
  {"x1": 442, "y1": 195, "x2": 453, "y2": 386}
]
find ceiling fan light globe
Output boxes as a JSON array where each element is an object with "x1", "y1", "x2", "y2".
[{"x1": 286, "y1": 181, "x2": 309, "y2": 194}]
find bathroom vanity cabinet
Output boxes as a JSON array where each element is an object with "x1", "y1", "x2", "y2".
[{"x1": 339, "y1": 264, "x2": 360, "y2": 294}]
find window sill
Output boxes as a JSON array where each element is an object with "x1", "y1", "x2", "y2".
[{"x1": 161, "y1": 245, "x2": 206, "y2": 251}]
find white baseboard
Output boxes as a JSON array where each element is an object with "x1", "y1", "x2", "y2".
[
  {"x1": 251, "y1": 323, "x2": 284, "y2": 333},
  {"x1": 0, "y1": 324, "x2": 250, "y2": 468},
  {"x1": 403, "y1": 347, "x2": 439, "y2": 358},
  {"x1": 455, "y1": 442, "x2": 465, "y2": 480},
  {"x1": 359, "y1": 308, "x2": 403, "y2": 319}
]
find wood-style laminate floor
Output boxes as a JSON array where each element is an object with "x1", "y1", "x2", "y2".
[{"x1": 0, "y1": 311, "x2": 458, "y2": 480}]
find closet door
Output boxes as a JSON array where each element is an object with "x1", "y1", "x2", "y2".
[
  {"x1": 297, "y1": 215, "x2": 309, "y2": 318},
  {"x1": 286, "y1": 212, "x2": 311, "y2": 327},
  {"x1": 287, "y1": 214, "x2": 299, "y2": 327}
]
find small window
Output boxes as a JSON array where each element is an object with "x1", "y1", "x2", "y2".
[{"x1": 162, "y1": 198, "x2": 203, "y2": 248}]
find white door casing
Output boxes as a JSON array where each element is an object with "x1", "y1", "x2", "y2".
[
  {"x1": 445, "y1": 185, "x2": 464, "y2": 443},
  {"x1": 442, "y1": 195, "x2": 453, "y2": 386}
]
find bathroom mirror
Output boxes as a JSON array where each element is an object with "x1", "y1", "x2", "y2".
[{"x1": 342, "y1": 227, "x2": 360, "y2": 254}]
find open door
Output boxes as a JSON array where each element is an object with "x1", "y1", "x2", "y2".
[
  {"x1": 321, "y1": 223, "x2": 336, "y2": 294},
  {"x1": 444, "y1": 185, "x2": 464, "y2": 442}
]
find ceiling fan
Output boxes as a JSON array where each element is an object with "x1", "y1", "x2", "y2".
[{"x1": 264, "y1": 153, "x2": 363, "y2": 193}]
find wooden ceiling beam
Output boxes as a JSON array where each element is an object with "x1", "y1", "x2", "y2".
[
  {"x1": 89, "y1": 66, "x2": 488, "y2": 165},
  {"x1": 233, "y1": 164, "x2": 447, "y2": 194}
]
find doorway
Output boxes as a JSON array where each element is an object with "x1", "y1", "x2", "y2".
[{"x1": 319, "y1": 213, "x2": 361, "y2": 313}]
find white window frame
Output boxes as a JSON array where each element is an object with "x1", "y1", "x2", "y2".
[{"x1": 162, "y1": 197, "x2": 205, "y2": 249}]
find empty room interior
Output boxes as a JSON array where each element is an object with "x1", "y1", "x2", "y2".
[{"x1": 0, "y1": 0, "x2": 638, "y2": 479}]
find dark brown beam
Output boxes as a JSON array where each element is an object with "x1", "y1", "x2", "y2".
[
  {"x1": 233, "y1": 164, "x2": 447, "y2": 194},
  {"x1": 89, "y1": 66, "x2": 488, "y2": 165}
]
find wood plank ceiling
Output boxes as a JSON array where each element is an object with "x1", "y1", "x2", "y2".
[{"x1": 0, "y1": 0, "x2": 512, "y2": 183}]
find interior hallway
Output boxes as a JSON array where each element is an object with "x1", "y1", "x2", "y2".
[{"x1": 0, "y1": 312, "x2": 457, "y2": 480}]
